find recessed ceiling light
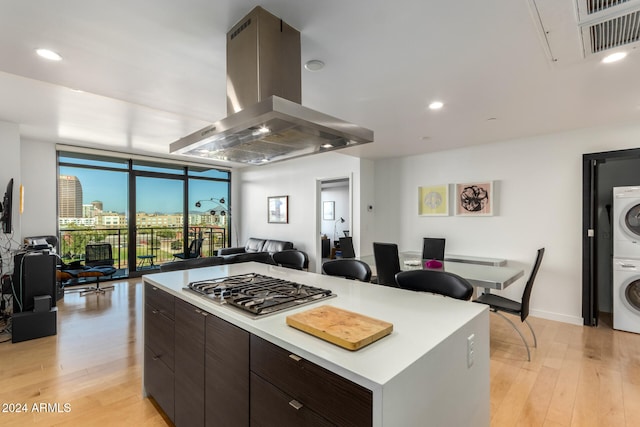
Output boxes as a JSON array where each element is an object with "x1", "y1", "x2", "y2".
[
  {"x1": 35, "y1": 48, "x2": 62, "y2": 61},
  {"x1": 304, "y1": 59, "x2": 325, "y2": 72},
  {"x1": 602, "y1": 51, "x2": 627, "y2": 63},
  {"x1": 428, "y1": 101, "x2": 444, "y2": 110}
]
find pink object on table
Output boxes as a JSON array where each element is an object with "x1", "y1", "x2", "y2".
[{"x1": 424, "y1": 259, "x2": 443, "y2": 269}]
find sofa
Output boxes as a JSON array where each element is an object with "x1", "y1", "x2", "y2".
[{"x1": 217, "y1": 237, "x2": 294, "y2": 264}]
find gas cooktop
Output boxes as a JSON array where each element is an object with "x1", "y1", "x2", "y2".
[{"x1": 186, "y1": 273, "x2": 335, "y2": 317}]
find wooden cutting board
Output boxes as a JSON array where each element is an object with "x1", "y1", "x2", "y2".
[{"x1": 286, "y1": 305, "x2": 393, "y2": 351}]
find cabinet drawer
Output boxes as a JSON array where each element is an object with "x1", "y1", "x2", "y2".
[
  {"x1": 250, "y1": 335, "x2": 372, "y2": 427},
  {"x1": 251, "y1": 372, "x2": 333, "y2": 427},
  {"x1": 145, "y1": 283, "x2": 174, "y2": 320},
  {"x1": 144, "y1": 345, "x2": 175, "y2": 422},
  {"x1": 145, "y1": 303, "x2": 174, "y2": 370}
]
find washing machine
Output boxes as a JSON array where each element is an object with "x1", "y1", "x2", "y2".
[
  {"x1": 613, "y1": 186, "x2": 640, "y2": 259},
  {"x1": 613, "y1": 258, "x2": 640, "y2": 334}
]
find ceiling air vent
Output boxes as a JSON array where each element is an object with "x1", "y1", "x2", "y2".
[
  {"x1": 584, "y1": 0, "x2": 632, "y2": 15},
  {"x1": 586, "y1": 9, "x2": 640, "y2": 53}
]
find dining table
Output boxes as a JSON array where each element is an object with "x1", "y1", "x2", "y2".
[{"x1": 358, "y1": 251, "x2": 524, "y2": 294}]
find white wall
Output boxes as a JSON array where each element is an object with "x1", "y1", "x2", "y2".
[
  {"x1": 20, "y1": 139, "x2": 57, "y2": 238},
  {"x1": 373, "y1": 121, "x2": 640, "y2": 325},
  {"x1": 237, "y1": 152, "x2": 363, "y2": 272}
]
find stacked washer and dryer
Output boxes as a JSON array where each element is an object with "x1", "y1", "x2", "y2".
[{"x1": 612, "y1": 186, "x2": 640, "y2": 334}]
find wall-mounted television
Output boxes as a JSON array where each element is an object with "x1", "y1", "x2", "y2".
[{"x1": 0, "y1": 178, "x2": 14, "y2": 234}]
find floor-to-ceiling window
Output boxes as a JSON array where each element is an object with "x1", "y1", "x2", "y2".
[{"x1": 57, "y1": 150, "x2": 231, "y2": 279}]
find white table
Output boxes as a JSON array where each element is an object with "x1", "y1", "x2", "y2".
[{"x1": 359, "y1": 251, "x2": 524, "y2": 292}]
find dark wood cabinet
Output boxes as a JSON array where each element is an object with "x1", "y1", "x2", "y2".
[
  {"x1": 144, "y1": 283, "x2": 175, "y2": 422},
  {"x1": 250, "y1": 372, "x2": 334, "y2": 427},
  {"x1": 175, "y1": 298, "x2": 207, "y2": 427},
  {"x1": 250, "y1": 335, "x2": 372, "y2": 427},
  {"x1": 205, "y1": 311, "x2": 250, "y2": 427},
  {"x1": 143, "y1": 285, "x2": 372, "y2": 426}
]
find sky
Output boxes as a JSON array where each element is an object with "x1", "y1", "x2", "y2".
[{"x1": 59, "y1": 167, "x2": 229, "y2": 214}]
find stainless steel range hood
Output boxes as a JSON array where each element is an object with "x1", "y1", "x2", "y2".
[{"x1": 170, "y1": 6, "x2": 373, "y2": 165}]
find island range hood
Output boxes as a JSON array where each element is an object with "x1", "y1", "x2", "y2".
[{"x1": 170, "y1": 6, "x2": 373, "y2": 165}]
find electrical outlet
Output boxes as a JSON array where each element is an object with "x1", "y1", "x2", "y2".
[{"x1": 467, "y1": 334, "x2": 475, "y2": 368}]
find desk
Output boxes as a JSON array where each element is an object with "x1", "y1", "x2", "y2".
[{"x1": 359, "y1": 251, "x2": 524, "y2": 292}]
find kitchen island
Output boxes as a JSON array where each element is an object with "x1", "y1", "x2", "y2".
[{"x1": 142, "y1": 262, "x2": 489, "y2": 427}]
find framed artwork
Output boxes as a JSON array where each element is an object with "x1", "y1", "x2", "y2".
[
  {"x1": 418, "y1": 185, "x2": 449, "y2": 216},
  {"x1": 323, "y1": 201, "x2": 335, "y2": 220},
  {"x1": 454, "y1": 181, "x2": 493, "y2": 216},
  {"x1": 268, "y1": 195, "x2": 289, "y2": 223}
]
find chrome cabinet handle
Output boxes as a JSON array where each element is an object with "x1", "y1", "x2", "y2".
[
  {"x1": 288, "y1": 354, "x2": 302, "y2": 362},
  {"x1": 289, "y1": 400, "x2": 303, "y2": 410}
]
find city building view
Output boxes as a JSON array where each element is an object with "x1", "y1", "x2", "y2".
[{"x1": 57, "y1": 168, "x2": 230, "y2": 275}]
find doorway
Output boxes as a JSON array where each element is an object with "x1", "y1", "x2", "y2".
[
  {"x1": 582, "y1": 148, "x2": 640, "y2": 326},
  {"x1": 315, "y1": 176, "x2": 352, "y2": 273}
]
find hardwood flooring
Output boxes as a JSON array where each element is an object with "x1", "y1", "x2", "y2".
[{"x1": 0, "y1": 279, "x2": 639, "y2": 426}]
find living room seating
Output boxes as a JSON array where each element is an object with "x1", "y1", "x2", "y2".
[
  {"x1": 422, "y1": 237, "x2": 446, "y2": 260},
  {"x1": 474, "y1": 248, "x2": 545, "y2": 361},
  {"x1": 372, "y1": 242, "x2": 401, "y2": 287},
  {"x1": 272, "y1": 250, "x2": 309, "y2": 270},
  {"x1": 322, "y1": 259, "x2": 372, "y2": 282},
  {"x1": 64, "y1": 243, "x2": 117, "y2": 296},
  {"x1": 395, "y1": 269, "x2": 473, "y2": 300},
  {"x1": 160, "y1": 256, "x2": 225, "y2": 272},
  {"x1": 173, "y1": 238, "x2": 203, "y2": 260},
  {"x1": 217, "y1": 237, "x2": 293, "y2": 264}
]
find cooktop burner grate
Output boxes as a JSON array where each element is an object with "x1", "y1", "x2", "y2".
[{"x1": 186, "y1": 273, "x2": 334, "y2": 317}]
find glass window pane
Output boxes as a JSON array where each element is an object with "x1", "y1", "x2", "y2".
[
  {"x1": 188, "y1": 167, "x2": 230, "y2": 179},
  {"x1": 136, "y1": 176, "x2": 184, "y2": 270},
  {"x1": 58, "y1": 166, "x2": 128, "y2": 276},
  {"x1": 189, "y1": 178, "x2": 232, "y2": 253},
  {"x1": 59, "y1": 152, "x2": 128, "y2": 169},
  {"x1": 133, "y1": 160, "x2": 185, "y2": 175}
]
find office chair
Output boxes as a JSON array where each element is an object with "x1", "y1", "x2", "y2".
[
  {"x1": 322, "y1": 259, "x2": 372, "y2": 282},
  {"x1": 474, "y1": 248, "x2": 545, "y2": 361},
  {"x1": 395, "y1": 269, "x2": 473, "y2": 300},
  {"x1": 372, "y1": 242, "x2": 401, "y2": 287},
  {"x1": 422, "y1": 237, "x2": 446, "y2": 260},
  {"x1": 272, "y1": 250, "x2": 309, "y2": 270}
]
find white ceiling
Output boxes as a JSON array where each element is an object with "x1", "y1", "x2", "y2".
[{"x1": 1, "y1": 0, "x2": 639, "y2": 167}]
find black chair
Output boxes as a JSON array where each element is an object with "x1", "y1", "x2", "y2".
[
  {"x1": 395, "y1": 269, "x2": 473, "y2": 300},
  {"x1": 70, "y1": 243, "x2": 117, "y2": 295},
  {"x1": 174, "y1": 238, "x2": 203, "y2": 260},
  {"x1": 338, "y1": 237, "x2": 356, "y2": 258},
  {"x1": 422, "y1": 237, "x2": 446, "y2": 260},
  {"x1": 372, "y1": 242, "x2": 401, "y2": 287},
  {"x1": 474, "y1": 248, "x2": 545, "y2": 361},
  {"x1": 322, "y1": 259, "x2": 372, "y2": 282},
  {"x1": 272, "y1": 250, "x2": 309, "y2": 270}
]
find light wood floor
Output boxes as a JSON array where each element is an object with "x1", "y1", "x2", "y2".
[{"x1": 1, "y1": 279, "x2": 639, "y2": 426}]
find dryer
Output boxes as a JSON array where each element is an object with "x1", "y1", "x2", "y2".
[
  {"x1": 613, "y1": 186, "x2": 640, "y2": 259},
  {"x1": 613, "y1": 258, "x2": 640, "y2": 334}
]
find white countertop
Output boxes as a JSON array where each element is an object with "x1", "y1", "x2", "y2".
[{"x1": 142, "y1": 262, "x2": 488, "y2": 391}]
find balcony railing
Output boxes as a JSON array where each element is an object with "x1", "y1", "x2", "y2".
[{"x1": 59, "y1": 226, "x2": 228, "y2": 271}]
